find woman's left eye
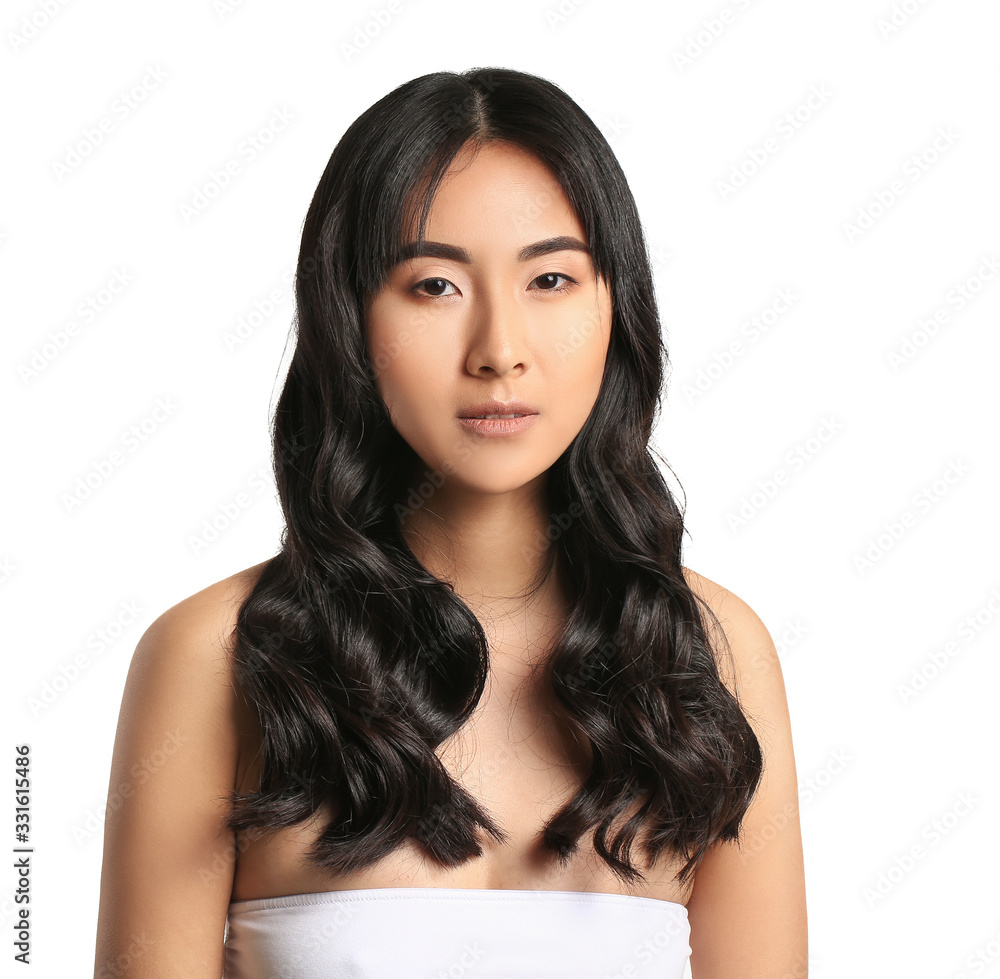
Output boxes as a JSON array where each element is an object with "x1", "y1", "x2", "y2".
[{"x1": 530, "y1": 273, "x2": 576, "y2": 293}]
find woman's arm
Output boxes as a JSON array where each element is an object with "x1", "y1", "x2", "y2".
[
  {"x1": 93, "y1": 577, "x2": 250, "y2": 978},
  {"x1": 682, "y1": 569, "x2": 809, "y2": 979}
]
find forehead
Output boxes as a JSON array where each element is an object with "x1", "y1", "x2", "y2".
[{"x1": 403, "y1": 141, "x2": 587, "y2": 250}]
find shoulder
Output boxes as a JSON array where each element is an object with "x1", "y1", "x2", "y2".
[
  {"x1": 679, "y1": 567, "x2": 808, "y2": 976},
  {"x1": 147, "y1": 558, "x2": 271, "y2": 648},
  {"x1": 115, "y1": 556, "x2": 273, "y2": 784},
  {"x1": 94, "y1": 558, "x2": 274, "y2": 974},
  {"x1": 129, "y1": 559, "x2": 271, "y2": 688},
  {"x1": 129, "y1": 558, "x2": 272, "y2": 750},
  {"x1": 680, "y1": 565, "x2": 771, "y2": 643},
  {"x1": 680, "y1": 565, "x2": 780, "y2": 703}
]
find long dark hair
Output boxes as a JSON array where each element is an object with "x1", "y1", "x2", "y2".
[{"x1": 225, "y1": 67, "x2": 763, "y2": 887}]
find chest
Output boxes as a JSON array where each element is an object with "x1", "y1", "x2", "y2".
[
  {"x1": 230, "y1": 613, "x2": 691, "y2": 904},
  {"x1": 435, "y1": 666, "x2": 594, "y2": 838}
]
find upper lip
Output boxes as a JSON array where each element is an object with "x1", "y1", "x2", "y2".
[{"x1": 458, "y1": 398, "x2": 539, "y2": 418}]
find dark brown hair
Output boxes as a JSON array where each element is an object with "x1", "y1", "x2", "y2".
[{"x1": 225, "y1": 66, "x2": 763, "y2": 887}]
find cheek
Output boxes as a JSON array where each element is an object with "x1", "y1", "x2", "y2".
[
  {"x1": 368, "y1": 326, "x2": 449, "y2": 435},
  {"x1": 544, "y1": 302, "x2": 610, "y2": 395},
  {"x1": 371, "y1": 352, "x2": 429, "y2": 418},
  {"x1": 367, "y1": 302, "x2": 433, "y2": 412}
]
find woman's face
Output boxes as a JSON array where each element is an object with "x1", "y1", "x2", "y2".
[{"x1": 365, "y1": 140, "x2": 613, "y2": 496}]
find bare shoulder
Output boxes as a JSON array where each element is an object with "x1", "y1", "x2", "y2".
[
  {"x1": 679, "y1": 565, "x2": 808, "y2": 978},
  {"x1": 132, "y1": 558, "x2": 273, "y2": 779},
  {"x1": 135, "y1": 558, "x2": 272, "y2": 685},
  {"x1": 117, "y1": 560, "x2": 271, "y2": 732},
  {"x1": 681, "y1": 567, "x2": 780, "y2": 693},
  {"x1": 679, "y1": 563, "x2": 791, "y2": 769},
  {"x1": 680, "y1": 564, "x2": 756, "y2": 620},
  {"x1": 93, "y1": 559, "x2": 272, "y2": 978},
  {"x1": 153, "y1": 558, "x2": 271, "y2": 642}
]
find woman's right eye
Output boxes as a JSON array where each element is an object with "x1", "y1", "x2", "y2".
[{"x1": 411, "y1": 277, "x2": 458, "y2": 298}]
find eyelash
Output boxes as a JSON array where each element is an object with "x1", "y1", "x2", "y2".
[{"x1": 409, "y1": 272, "x2": 578, "y2": 300}]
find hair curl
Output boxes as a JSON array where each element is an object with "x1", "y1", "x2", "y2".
[{"x1": 225, "y1": 66, "x2": 763, "y2": 887}]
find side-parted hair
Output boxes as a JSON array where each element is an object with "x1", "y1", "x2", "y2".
[{"x1": 225, "y1": 66, "x2": 762, "y2": 886}]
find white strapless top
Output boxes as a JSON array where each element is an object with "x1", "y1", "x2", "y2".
[{"x1": 222, "y1": 886, "x2": 692, "y2": 978}]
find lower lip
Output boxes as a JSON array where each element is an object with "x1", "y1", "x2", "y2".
[{"x1": 457, "y1": 414, "x2": 539, "y2": 437}]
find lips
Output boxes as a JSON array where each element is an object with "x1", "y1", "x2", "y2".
[{"x1": 457, "y1": 398, "x2": 539, "y2": 419}]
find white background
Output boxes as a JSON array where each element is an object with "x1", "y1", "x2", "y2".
[{"x1": 3, "y1": 0, "x2": 999, "y2": 976}]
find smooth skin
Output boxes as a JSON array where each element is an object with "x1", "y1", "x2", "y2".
[
  {"x1": 364, "y1": 140, "x2": 612, "y2": 617},
  {"x1": 93, "y1": 141, "x2": 806, "y2": 977}
]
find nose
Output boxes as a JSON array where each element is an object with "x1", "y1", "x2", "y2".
[{"x1": 464, "y1": 285, "x2": 532, "y2": 377}]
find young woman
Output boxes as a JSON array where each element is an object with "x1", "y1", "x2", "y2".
[{"x1": 94, "y1": 68, "x2": 807, "y2": 978}]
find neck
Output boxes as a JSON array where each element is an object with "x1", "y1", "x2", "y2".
[
  {"x1": 399, "y1": 474, "x2": 575, "y2": 700},
  {"x1": 397, "y1": 471, "x2": 567, "y2": 622}
]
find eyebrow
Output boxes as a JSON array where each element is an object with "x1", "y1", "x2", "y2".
[{"x1": 392, "y1": 235, "x2": 591, "y2": 267}]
